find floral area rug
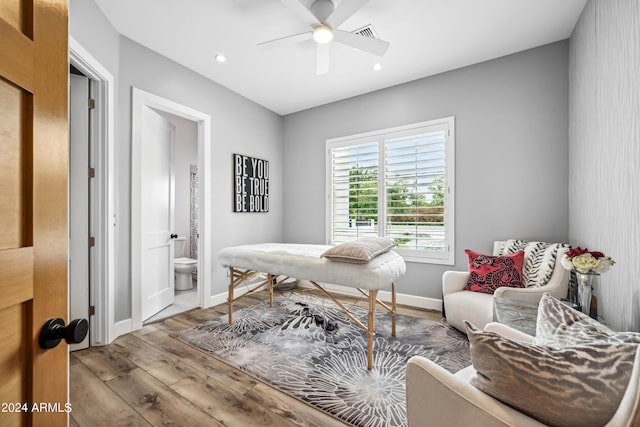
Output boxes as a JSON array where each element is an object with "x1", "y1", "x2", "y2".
[{"x1": 171, "y1": 292, "x2": 470, "y2": 427}]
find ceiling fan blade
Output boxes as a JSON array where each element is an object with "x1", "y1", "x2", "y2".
[
  {"x1": 316, "y1": 43, "x2": 330, "y2": 75},
  {"x1": 257, "y1": 31, "x2": 313, "y2": 49},
  {"x1": 325, "y1": 0, "x2": 369, "y2": 28},
  {"x1": 280, "y1": 0, "x2": 320, "y2": 27},
  {"x1": 333, "y1": 30, "x2": 389, "y2": 56}
]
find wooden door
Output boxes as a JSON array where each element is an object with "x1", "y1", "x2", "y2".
[{"x1": 0, "y1": 1, "x2": 69, "y2": 426}]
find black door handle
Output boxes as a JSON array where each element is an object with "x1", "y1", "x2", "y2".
[
  {"x1": 170, "y1": 234, "x2": 178, "y2": 239},
  {"x1": 39, "y1": 318, "x2": 89, "y2": 349}
]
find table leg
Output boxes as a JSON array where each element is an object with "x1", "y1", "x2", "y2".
[
  {"x1": 268, "y1": 274, "x2": 274, "y2": 307},
  {"x1": 391, "y1": 283, "x2": 396, "y2": 337},
  {"x1": 228, "y1": 267, "x2": 234, "y2": 324},
  {"x1": 367, "y1": 289, "x2": 378, "y2": 370}
]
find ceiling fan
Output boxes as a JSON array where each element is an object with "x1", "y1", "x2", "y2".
[{"x1": 258, "y1": 0, "x2": 390, "y2": 75}]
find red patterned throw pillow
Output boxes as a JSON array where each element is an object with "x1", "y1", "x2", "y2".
[{"x1": 463, "y1": 249, "x2": 525, "y2": 294}]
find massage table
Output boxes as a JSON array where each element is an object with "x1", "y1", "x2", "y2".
[{"x1": 218, "y1": 243, "x2": 406, "y2": 370}]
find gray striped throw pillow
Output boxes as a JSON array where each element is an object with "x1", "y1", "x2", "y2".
[{"x1": 465, "y1": 320, "x2": 636, "y2": 427}]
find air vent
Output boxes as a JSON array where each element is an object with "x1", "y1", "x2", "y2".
[{"x1": 352, "y1": 24, "x2": 378, "y2": 39}]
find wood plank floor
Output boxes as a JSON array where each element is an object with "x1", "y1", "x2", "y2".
[{"x1": 70, "y1": 288, "x2": 442, "y2": 426}]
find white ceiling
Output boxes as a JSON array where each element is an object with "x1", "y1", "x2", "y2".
[{"x1": 93, "y1": 0, "x2": 588, "y2": 115}]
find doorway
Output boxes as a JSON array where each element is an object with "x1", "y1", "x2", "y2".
[
  {"x1": 143, "y1": 111, "x2": 201, "y2": 324},
  {"x1": 69, "y1": 42, "x2": 211, "y2": 340},
  {"x1": 68, "y1": 67, "x2": 92, "y2": 350},
  {"x1": 69, "y1": 37, "x2": 116, "y2": 346},
  {"x1": 131, "y1": 88, "x2": 212, "y2": 330}
]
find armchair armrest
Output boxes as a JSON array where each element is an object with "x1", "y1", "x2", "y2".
[
  {"x1": 605, "y1": 347, "x2": 640, "y2": 426},
  {"x1": 406, "y1": 356, "x2": 546, "y2": 427},
  {"x1": 443, "y1": 271, "x2": 469, "y2": 296},
  {"x1": 493, "y1": 275, "x2": 568, "y2": 303},
  {"x1": 493, "y1": 284, "x2": 554, "y2": 302},
  {"x1": 492, "y1": 247, "x2": 571, "y2": 303}
]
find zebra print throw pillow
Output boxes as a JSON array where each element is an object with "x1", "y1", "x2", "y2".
[
  {"x1": 465, "y1": 320, "x2": 637, "y2": 427},
  {"x1": 497, "y1": 239, "x2": 570, "y2": 288},
  {"x1": 535, "y1": 292, "x2": 640, "y2": 348}
]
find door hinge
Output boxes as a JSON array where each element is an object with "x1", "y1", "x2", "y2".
[
  {"x1": 88, "y1": 236, "x2": 95, "y2": 248},
  {"x1": 88, "y1": 98, "x2": 95, "y2": 110},
  {"x1": 89, "y1": 306, "x2": 95, "y2": 316},
  {"x1": 88, "y1": 167, "x2": 96, "y2": 178}
]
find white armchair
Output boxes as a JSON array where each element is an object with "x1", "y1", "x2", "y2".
[
  {"x1": 406, "y1": 323, "x2": 640, "y2": 427},
  {"x1": 442, "y1": 241, "x2": 570, "y2": 332}
]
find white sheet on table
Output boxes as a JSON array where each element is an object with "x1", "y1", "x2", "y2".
[{"x1": 218, "y1": 243, "x2": 405, "y2": 290}]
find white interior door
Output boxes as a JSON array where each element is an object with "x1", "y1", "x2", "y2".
[
  {"x1": 69, "y1": 73, "x2": 90, "y2": 350},
  {"x1": 141, "y1": 106, "x2": 175, "y2": 321}
]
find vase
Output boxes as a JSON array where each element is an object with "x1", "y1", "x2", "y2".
[{"x1": 575, "y1": 271, "x2": 599, "y2": 316}]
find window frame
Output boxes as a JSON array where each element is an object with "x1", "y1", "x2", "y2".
[{"x1": 325, "y1": 117, "x2": 455, "y2": 265}]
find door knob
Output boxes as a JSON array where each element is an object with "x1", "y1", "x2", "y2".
[
  {"x1": 39, "y1": 318, "x2": 89, "y2": 349},
  {"x1": 170, "y1": 234, "x2": 178, "y2": 239}
]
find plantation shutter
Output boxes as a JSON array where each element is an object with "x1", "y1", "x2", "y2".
[
  {"x1": 326, "y1": 117, "x2": 454, "y2": 264},
  {"x1": 384, "y1": 125, "x2": 448, "y2": 254},
  {"x1": 329, "y1": 141, "x2": 379, "y2": 244}
]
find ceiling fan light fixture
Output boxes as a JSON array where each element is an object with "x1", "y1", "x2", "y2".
[{"x1": 313, "y1": 24, "x2": 333, "y2": 43}]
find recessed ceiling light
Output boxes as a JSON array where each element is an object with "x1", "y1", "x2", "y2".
[
  {"x1": 215, "y1": 54, "x2": 227, "y2": 63},
  {"x1": 373, "y1": 63, "x2": 382, "y2": 71}
]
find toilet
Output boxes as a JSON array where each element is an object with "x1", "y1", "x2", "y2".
[{"x1": 174, "y1": 237, "x2": 197, "y2": 290}]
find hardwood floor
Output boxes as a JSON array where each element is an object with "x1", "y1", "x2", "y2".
[{"x1": 69, "y1": 288, "x2": 442, "y2": 426}]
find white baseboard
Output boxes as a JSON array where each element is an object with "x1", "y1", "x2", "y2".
[
  {"x1": 210, "y1": 280, "x2": 442, "y2": 312},
  {"x1": 209, "y1": 292, "x2": 229, "y2": 307},
  {"x1": 209, "y1": 280, "x2": 274, "y2": 307},
  {"x1": 108, "y1": 318, "x2": 133, "y2": 345},
  {"x1": 107, "y1": 282, "x2": 442, "y2": 347},
  {"x1": 299, "y1": 282, "x2": 442, "y2": 312},
  {"x1": 396, "y1": 292, "x2": 443, "y2": 311}
]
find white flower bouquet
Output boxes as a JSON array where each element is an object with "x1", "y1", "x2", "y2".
[{"x1": 561, "y1": 247, "x2": 615, "y2": 274}]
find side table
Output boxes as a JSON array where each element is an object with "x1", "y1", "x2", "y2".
[{"x1": 493, "y1": 297, "x2": 539, "y2": 336}]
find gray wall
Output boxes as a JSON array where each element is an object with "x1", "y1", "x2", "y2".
[
  {"x1": 69, "y1": 0, "x2": 119, "y2": 76},
  {"x1": 115, "y1": 37, "x2": 283, "y2": 320},
  {"x1": 283, "y1": 41, "x2": 570, "y2": 299},
  {"x1": 70, "y1": 0, "x2": 574, "y2": 318},
  {"x1": 70, "y1": 2, "x2": 284, "y2": 322},
  {"x1": 569, "y1": 0, "x2": 640, "y2": 331}
]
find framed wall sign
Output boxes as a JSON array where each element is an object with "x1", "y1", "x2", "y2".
[{"x1": 233, "y1": 153, "x2": 269, "y2": 212}]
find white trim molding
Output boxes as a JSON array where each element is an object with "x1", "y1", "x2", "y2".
[
  {"x1": 69, "y1": 37, "x2": 117, "y2": 346},
  {"x1": 325, "y1": 117, "x2": 455, "y2": 265},
  {"x1": 209, "y1": 280, "x2": 442, "y2": 312},
  {"x1": 298, "y1": 282, "x2": 443, "y2": 311},
  {"x1": 131, "y1": 88, "x2": 212, "y2": 331}
]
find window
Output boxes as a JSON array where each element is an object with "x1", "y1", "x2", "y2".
[{"x1": 326, "y1": 117, "x2": 454, "y2": 264}]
